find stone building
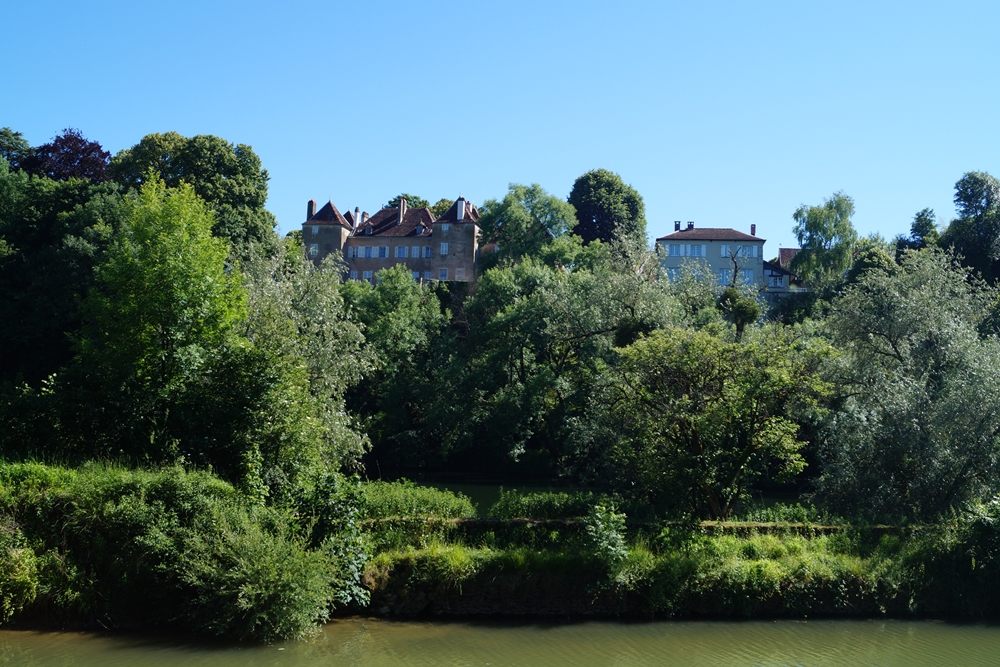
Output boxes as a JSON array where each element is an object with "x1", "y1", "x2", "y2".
[{"x1": 302, "y1": 197, "x2": 480, "y2": 282}]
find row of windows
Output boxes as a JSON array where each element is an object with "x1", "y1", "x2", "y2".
[
  {"x1": 346, "y1": 244, "x2": 448, "y2": 258},
  {"x1": 349, "y1": 267, "x2": 466, "y2": 282},
  {"x1": 664, "y1": 268, "x2": 757, "y2": 285},
  {"x1": 666, "y1": 243, "x2": 760, "y2": 258}
]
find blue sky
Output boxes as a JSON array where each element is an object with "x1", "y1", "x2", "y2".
[{"x1": 4, "y1": 1, "x2": 999, "y2": 253}]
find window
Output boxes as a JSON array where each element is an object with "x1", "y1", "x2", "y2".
[
  {"x1": 769, "y1": 275, "x2": 783, "y2": 288},
  {"x1": 412, "y1": 246, "x2": 420, "y2": 258},
  {"x1": 416, "y1": 226, "x2": 424, "y2": 235},
  {"x1": 439, "y1": 243, "x2": 449, "y2": 255},
  {"x1": 720, "y1": 244, "x2": 731, "y2": 258},
  {"x1": 347, "y1": 246, "x2": 357, "y2": 258},
  {"x1": 690, "y1": 245, "x2": 703, "y2": 257},
  {"x1": 364, "y1": 246, "x2": 373, "y2": 258},
  {"x1": 378, "y1": 246, "x2": 388, "y2": 258},
  {"x1": 669, "y1": 244, "x2": 680, "y2": 256},
  {"x1": 395, "y1": 246, "x2": 408, "y2": 258},
  {"x1": 308, "y1": 244, "x2": 318, "y2": 257},
  {"x1": 718, "y1": 269, "x2": 731, "y2": 285},
  {"x1": 365, "y1": 225, "x2": 372, "y2": 235},
  {"x1": 423, "y1": 247, "x2": 432, "y2": 258},
  {"x1": 456, "y1": 268, "x2": 465, "y2": 280},
  {"x1": 349, "y1": 270, "x2": 358, "y2": 280},
  {"x1": 423, "y1": 271, "x2": 432, "y2": 279},
  {"x1": 740, "y1": 269, "x2": 754, "y2": 285},
  {"x1": 666, "y1": 268, "x2": 680, "y2": 282},
  {"x1": 440, "y1": 223, "x2": 450, "y2": 232},
  {"x1": 311, "y1": 226, "x2": 319, "y2": 235},
  {"x1": 412, "y1": 271, "x2": 420, "y2": 280},
  {"x1": 439, "y1": 269, "x2": 448, "y2": 280},
  {"x1": 362, "y1": 270, "x2": 373, "y2": 281}
]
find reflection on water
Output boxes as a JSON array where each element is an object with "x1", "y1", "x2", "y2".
[{"x1": 2, "y1": 618, "x2": 999, "y2": 667}]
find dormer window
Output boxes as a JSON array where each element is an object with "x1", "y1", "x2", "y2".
[
  {"x1": 416, "y1": 226, "x2": 423, "y2": 235},
  {"x1": 365, "y1": 225, "x2": 372, "y2": 235}
]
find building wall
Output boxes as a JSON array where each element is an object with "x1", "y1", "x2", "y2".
[{"x1": 657, "y1": 239, "x2": 765, "y2": 287}]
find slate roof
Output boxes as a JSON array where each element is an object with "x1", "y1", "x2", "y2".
[
  {"x1": 307, "y1": 201, "x2": 351, "y2": 228},
  {"x1": 763, "y1": 260, "x2": 794, "y2": 276},
  {"x1": 353, "y1": 206, "x2": 436, "y2": 238},
  {"x1": 436, "y1": 197, "x2": 480, "y2": 223},
  {"x1": 656, "y1": 228, "x2": 764, "y2": 242}
]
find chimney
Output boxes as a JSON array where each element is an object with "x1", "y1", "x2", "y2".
[
  {"x1": 307, "y1": 199, "x2": 316, "y2": 219},
  {"x1": 686, "y1": 221, "x2": 694, "y2": 230},
  {"x1": 674, "y1": 220, "x2": 681, "y2": 232},
  {"x1": 362, "y1": 212, "x2": 370, "y2": 225},
  {"x1": 398, "y1": 198, "x2": 407, "y2": 225},
  {"x1": 751, "y1": 224, "x2": 756, "y2": 237},
  {"x1": 354, "y1": 207, "x2": 361, "y2": 229},
  {"x1": 456, "y1": 197, "x2": 465, "y2": 221}
]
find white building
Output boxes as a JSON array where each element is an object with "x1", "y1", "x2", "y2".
[{"x1": 656, "y1": 221, "x2": 766, "y2": 287}]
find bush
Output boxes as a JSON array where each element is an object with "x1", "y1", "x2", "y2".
[
  {"x1": 0, "y1": 462, "x2": 341, "y2": 640},
  {"x1": 487, "y1": 489, "x2": 598, "y2": 519},
  {"x1": 360, "y1": 480, "x2": 475, "y2": 519}
]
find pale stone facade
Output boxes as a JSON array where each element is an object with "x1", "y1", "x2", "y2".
[{"x1": 656, "y1": 222, "x2": 766, "y2": 288}]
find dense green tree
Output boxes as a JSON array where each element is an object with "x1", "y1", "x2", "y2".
[
  {"x1": 20, "y1": 128, "x2": 110, "y2": 182},
  {"x1": 603, "y1": 327, "x2": 830, "y2": 519},
  {"x1": 385, "y1": 194, "x2": 429, "y2": 209},
  {"x1": 790, "y1": 191, "x2": 857, "y2": 289},
  {"x1": 568, "y1": 169, "x2": 646, "y2": 246},
  {"x1": 431, "y1": 198, "x2": 454, "y2": 217},
  {"x1": 0, "y1": 129, "x2": 32, "y2": 170},
  {"x1": 939, "y1": 172, "x2": 1000, "y2": 282},
  {"x1": 0, "y1": 160, "x2": 125, "y2": 386},
  {"x1": 477, "y1": 183, "x2": 578, "y2": 268},
  {"x1": 818, "y1": 249, "x2": 1000, "y2": 521},
  {"x1": 717, "y1": 287, "x2": 760, "y2": 341},
  {"x1": 109, "y1": 132, "x2": 276, "y2": 251}
]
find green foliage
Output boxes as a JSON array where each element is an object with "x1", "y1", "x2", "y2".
[
  {"x1": 360, "y1": 480, "x2": 476, "y2": 519},
  {"x1": 790, "y1": 191, "x2": 858, "y2": 288},
  {"x1": 487, "y1": 489, "x2": 598, "y2": 519},
  {"x1": 430, "y1": 198, "x2": 454, "y2": 217},
  {"x1": 568, "y1": 168, "x2": 646, "y2": 246},
  {"x1": 477, "y1": 183, "x2": 578, "y2": 267},
  {"x1": 818, "y1": 248, "x2": 1000, "y2": 522},
  {"x1": 717, "y1": 287, "x2": 760, "y2": 340},
  {"x1": 940, "y1": 172, "x2": 1000, "y2": 282},
  {"x1": 584, "y1": 503, "x2": 628, "y2": 568},
  {"x1": 604, "y1": 327, "x2": 832, "y2": 519},
  {"x1": 109, "y1": 132, "x2": 276, "y2": 252},
  {"x1": 0, "y1": 463, "x2": 346, "y2": 640},
  {"x1": 0, "y1": 128, "x2": 33, "y2": 170},
  {"x1": 385, "y1": 193, "x2": 429, "y2": 209},
  {"x1": 0, "y1": 519, "x2": 38, "y2": 623}
]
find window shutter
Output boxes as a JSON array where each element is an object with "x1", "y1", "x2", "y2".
[{"x1": 701, "y1": 245, "x2": 707, "y2": 257}]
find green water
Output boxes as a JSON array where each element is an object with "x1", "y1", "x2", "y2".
[{"x1": 3, "y1": 619, "x2": 1000, "y2": 666}]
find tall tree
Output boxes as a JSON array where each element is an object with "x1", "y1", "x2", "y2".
[
  {"x1": 477, "y1": 183, "x2": 578, "y2": 267},
  {"x1": 0, "y1": 128, "x2": 33, "y2": 170},
  {"x1": 109, "y1": 132, "x2": 276, "y2": 250},
  {"x1": 20, "y1": 128, "x2": 110, "y2": 182},
  {"x1": 430, "y1": 198, "x2": 454, "y2": 218},
  {"x1": 818, "y1": 249, "x2": 1000, "y2": 521},
  {"x1": 568, "y1": 169, "x2": 646, "y2": 246},
  {"x1": 790, "y1": 191, "x2": 858, "y2": 287},
  {"x1": 940, "y1": 172, "x2": 1000, "y2": 282}
]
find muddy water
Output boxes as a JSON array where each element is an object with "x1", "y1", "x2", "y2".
[{"x1": 2, "y1": 618, "x2": 998, "y2": 666}]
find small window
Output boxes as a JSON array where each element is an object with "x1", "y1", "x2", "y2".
[
  {"x1": 423, "y1": 247, "x2": 432, "y2": 258},
  {"x1": 412, "y1": 246, "x2": 420, "y2": 258},
  {"x1": 416, "y1": 226, "x2": 423, "y2": 235},
  {"x1": 378, "y1": 246, "x2": 388, "y2": 258},
  {"x1": 349, "y1": 270, "x2": 358, "y2": 280},
  {"x1": 441, "y1": 223, "x2": 450, "y2": 232},
  {"x1": 456, "y1": 268, "x2": 465, "y2": 280},
  {"x1": 308, "y1": 244, "x2": 318, "y2": 257},
  {"x1": 311, "y1": 226, "x2": 319, "y2": 235},
  {"x1": 440, "y1": 243, "x2": 449, "y2": 255},
  {"x1": 423, "y1": 271, "x2": 431, "y2": 279},
  {"x1": 439, "y1": 269, "x2": 448, "y2": 280},
  {"x1": 720, "y1": 244, "x2": 730, "y2": 258},
  {"x1": 362, "y1": 270, "x2": 373, "y2": 281},
  {"x1": 395, "y1": 246, "x2": 408, "y2": 258},
  {"x1": 769, "y1": 275, "x2": 783, "y2": 288},
  {"x1": 740, "y1": 269, "x2": 754, "y2": 285},
  {"x1": 364, "y1": 246, "x2": 373, "y2": 259},
  {"x1": 690, "y1": 245, "x2": 702, "y2": 257},
  {"x1": 669, "y1": 244, "x2": 680, "y2": 257},
  {"x1": 718, "y1": 269, "x2": 731, "y2": 286},
  {"x1": 412, "y1": 271, "x2": 420, "y2": 280},
  {"x1": 365, "y1": 225, "x2": 372, "y2": 235}
]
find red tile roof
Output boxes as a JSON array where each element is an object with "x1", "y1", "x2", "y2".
[
  {"x1": 353, "y1": 206, "x2": 436, "y2": 238},
  {"x1": 307, "y1": 201, "x2": 351, "y2": 228},
  {"x1": 436, "y1": 197, "x2": 480, "y2": 223},
  {"x1": 656, "y1": 228, "x2": 764, "y2": 242},
  {"x1": 778, "y1": 248, "x2": 800, "y2": 268}
]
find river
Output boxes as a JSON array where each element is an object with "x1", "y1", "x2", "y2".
[{"x1": 2, "y1": 618, "x2": 998, "y2": 666}]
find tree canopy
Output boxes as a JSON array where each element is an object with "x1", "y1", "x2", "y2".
[
  {"x1": 789, "y1": 191, "x2": 858, "y2": 288},
  {"x1": 568, "y1": 169, "x2": 646, "y2": 246},
  {"x1": 476, "y1": 183, "x2": 578, "y2": 267},
  {"x1": 19, "y1": 128, "x2": 110, "y2": 182}
]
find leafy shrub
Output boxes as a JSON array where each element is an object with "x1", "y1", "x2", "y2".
[
  {"x1": 0, "y1": 462, "x2": 342, "y2": 640},
  {"x1": 360, "y1": 480, "x2": 475, "y2": 520},
  {"x1": 487, "y1": 489, "x2": 597, "y2": 519},
  {"x1": 0, "y1": 518, "x2": 37, "y2": 622},
  {"x1": 734, "y1": 502, "x2": 840, "y2": 525},
  {"x1": 584, "y1": 504, "x2": 628, "y2": 568}
]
